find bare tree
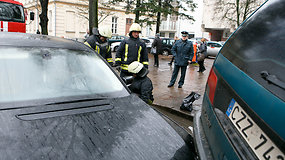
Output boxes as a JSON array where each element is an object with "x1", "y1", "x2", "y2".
[
  {"x1": 213, "y1": 0, "x2": 264, "y2": 26},
  {"x1": 39, "y1": 0, "x2": 49, "y2": 35},
  {"x1": 75, "y1": 0, "x2": 114, "y2": 34}
]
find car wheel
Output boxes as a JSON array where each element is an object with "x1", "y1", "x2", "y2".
[
  {"x1": 162, "y1": 50, "x2": 169, "y2": 56},
  {"x1": 114, "y1": 46, "x2": 119, "y2": 52}
]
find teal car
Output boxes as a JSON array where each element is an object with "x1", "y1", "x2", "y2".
[{"x1": 194, "y1": 0, "x2": 285, "y2": 159}]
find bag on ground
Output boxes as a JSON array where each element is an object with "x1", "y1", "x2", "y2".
[{"x1": 180, "y1": 92, "x2": 201, "y2": 112}]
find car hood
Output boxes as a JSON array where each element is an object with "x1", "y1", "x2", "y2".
[{"x1": 0, "y1": 94, "x2": 192, "y2": 159}]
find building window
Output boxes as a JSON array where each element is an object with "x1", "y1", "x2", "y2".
[
  {"x1": 112, "y1": 17, "x2": 118, "y2": 34},
  {"x1": 66, "y1": 11, "x2": 75, "y2": 32},
  {"x1": 169, "y1": 33, "x2": 175, "y2": 38}
]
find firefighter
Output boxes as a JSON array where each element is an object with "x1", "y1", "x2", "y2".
[
  {"x1": 84, "y1": 27, "x2": 113, "y2": 65},
  {"x1": 128, "y1": 61, "x2": 154, "y2": 105},
  {"x1": 115, "y1": 23, "x2": 149, "y2": 78}
]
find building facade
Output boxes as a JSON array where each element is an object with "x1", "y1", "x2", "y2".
[
  {"x1": 19, "y1": 0, "x2": 158, "y2": 39},
  {"x1": 201, "y1": 0, "x2": 265, "y2": 41}
]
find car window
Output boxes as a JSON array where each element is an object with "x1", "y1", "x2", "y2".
[
  {"x1": 0, "y1": 1, "x2": 25, "y2": 23},
  {"x1": 0, "y1": 47, "x2": 129, "y2": 103},
  {"x1": 220, "y1": 8, "x2": 285, "y2": 100},
  {"x1": 170, "y1": 40, "x2": 175, "y2": 45},
  {"x1": 208, "y1": 42, "x2": 222, "y2": 47}
]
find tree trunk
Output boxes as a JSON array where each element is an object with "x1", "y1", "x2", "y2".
[
  {"x1": 236, "y1": 0, "x2": 240, "y2": 26},
  {"x1": 89, "y1": 0, "x2": 98, "y2": 35},
  {"x1": 39, "y1": 0, "x2": 48, "y2": 35},
  {"x1": 135, "y1": 0, "x2": 140, "y2": 23},
  {"x1": 155, "y1": 0, "x2": 162, "y2": 34}
]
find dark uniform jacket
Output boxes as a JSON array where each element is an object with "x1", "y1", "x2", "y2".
[
  {"x1": 171, "y1": 39, "x2": 194, "y2": 66},
  {"x1": 129, "y1": 76, "x2": 154, "y2": 105},
  {"x1": 115, "y1": 37, "x2": 149, "y2": 72},
  {"x1": 85, "y1": 35, "x2": 113, "y2": 65},
  {"x1": 152, "y1": 37, "x2": 163, "y2": 54},
  {"x1": 198, "y1": 42, "x2": 207, "y2": 55}
]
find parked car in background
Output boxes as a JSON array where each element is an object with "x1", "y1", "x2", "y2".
[
  {"x1": 193, "y1": 0, "x2": 285, "y2": 159},
  {"x1": 108, "y1": 35, "x2": 127, "y2": 45},
  {"x1": 161, "y1": 38, "x2": 175, "y2": 55},
  {"x1": 141, "y1": 38, "x2": 153, "y2": 53},
  {"x1": 0, "y1": 32, "x2": 196, "y2": 159},
  {"x1": 205, "y1": 41, "x2": 223, "y2": 57}
]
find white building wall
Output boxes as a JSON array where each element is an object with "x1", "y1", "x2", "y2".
[{"x1": 20, "y1": 0, "x2": 156, "y2": 39}]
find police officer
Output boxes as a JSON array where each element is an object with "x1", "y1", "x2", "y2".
[
  {"x1": 115, "y1": 23, "x2": 149, "y2": 78},
  {"x1": 128, "y1": 61, "x2": 154, "y2": 105},
  {"x1": 168, "y1": 31, "x2": 194, "y2": 88},
  {"x1": 84, "y1": 28, "x2": 113, "y2": 65}
]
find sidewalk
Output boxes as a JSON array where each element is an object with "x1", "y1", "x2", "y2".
[{"x1": 147, "y1": 54, "x2": 214, "y2": 120}]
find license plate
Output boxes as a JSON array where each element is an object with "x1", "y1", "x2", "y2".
[{"x1": 226, "y1": 99, "x2": 284, "y2": 160}]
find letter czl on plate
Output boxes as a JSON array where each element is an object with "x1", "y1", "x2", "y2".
[{"x1": 226, "y1": 99, "x2": 284, "y2": 160}]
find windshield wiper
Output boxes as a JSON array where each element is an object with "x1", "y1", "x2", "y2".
[{"x1": 260, "y1": 71, "x2": 285, "y2": 90}]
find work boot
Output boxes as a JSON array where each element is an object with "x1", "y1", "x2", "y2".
[{"x1": 167, "y1": 84, "x2": 174, "y2": 87}]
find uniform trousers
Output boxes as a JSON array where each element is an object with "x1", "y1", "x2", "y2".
[{"x1": 169, "y1": 65, "x2": 187, "y2": 86}]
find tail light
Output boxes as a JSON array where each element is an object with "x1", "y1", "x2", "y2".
[{"x1": 207, "y1": 68, "x2": 218, "y2": 105}]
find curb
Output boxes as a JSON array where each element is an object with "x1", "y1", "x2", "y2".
[{"x1": 151, "y1": 103, "x2": 194, "y2": 121}]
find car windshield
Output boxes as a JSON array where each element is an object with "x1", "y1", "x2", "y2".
[
  {"x1": 0, "y1": 47, "x2": 129, "y2": 103},
  {"x1": 0, "y1": 1, "x2": 25, "y2": 23}
]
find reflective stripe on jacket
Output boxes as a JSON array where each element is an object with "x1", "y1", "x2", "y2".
[
  {"x1": 84, "y1": 35, "x2": 113, "y2": 65},
  {"x1": 115, "y1": 37, "x2": 149, "y2": 71}
]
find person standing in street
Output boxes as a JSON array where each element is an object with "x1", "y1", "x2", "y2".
[
  {"x1": 168, "y1": 31, "x2": 194, "y2": 88},
  {"x1": 127, "y1": 61, "x2": 154, "y2": 105},
  {"x1": 84, "y1": 28, "x2": 113, "y2": 65},
  {"x1": 115, "y1": 23, "x2": 149, "y2": 78},
  {"x1": 152, "y1": 33, "x2": 162, "y2": 67},
  {"x1": 197, "y1": 38, "x2": 207, "y2": 72}
]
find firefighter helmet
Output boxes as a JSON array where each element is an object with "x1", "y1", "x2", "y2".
[
  {"x1": 128, "y1": 61, "x2": 148, "y2": 77},
  {"x1": 129, "y1": 23, "x2": 142, "y2": 33},
  {"x1": 99, "y1": 28, "x2": 112, "y2": 38}
]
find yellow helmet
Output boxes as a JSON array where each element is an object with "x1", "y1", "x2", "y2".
[
  {"x1": 129, "y1": 23, "x2": 141, "y2": 33},
  {"x1": 99, "y1": 28, "x2": 112, "y2": 38}
]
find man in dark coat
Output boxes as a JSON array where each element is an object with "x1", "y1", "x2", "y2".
[
  {"x1": 152, "y1": 33, "x2": 162, "y2": 67},
  {"x1": 128, "y1": 61, "x2": 154, "y2": 105},
  {"x1": 168, "y1": 31, "x2": 194, "y2": 88}
]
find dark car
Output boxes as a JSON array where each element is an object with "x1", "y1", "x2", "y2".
[
  {"x1": 108, "y1": 35, "x2": 127, "y2": 45},
  {"x1": 0, "y1": 32, "x2": 196, "y2": 159},
  {"x1": 161, "y1": 38, "x2": 175, "y2": 56},
  {"x1": 193, "y1": 0, "x2": 285, "y2": 160}
]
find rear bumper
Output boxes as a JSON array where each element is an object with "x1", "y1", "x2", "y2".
[{"x1": 193, "y1": 110, "x2": 213, "y2": 160}]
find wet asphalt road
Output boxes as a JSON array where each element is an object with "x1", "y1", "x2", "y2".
[
  {"x1": 147, "y1": 54, "x2": 215, "y2": 134},
  {"x1": 112, "y1": 51, "x2": 215, "y2": 134}
]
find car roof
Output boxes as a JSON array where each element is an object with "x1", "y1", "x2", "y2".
[{"x1": 0, "y1": 32, "x2": 90, "y2": 51}]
